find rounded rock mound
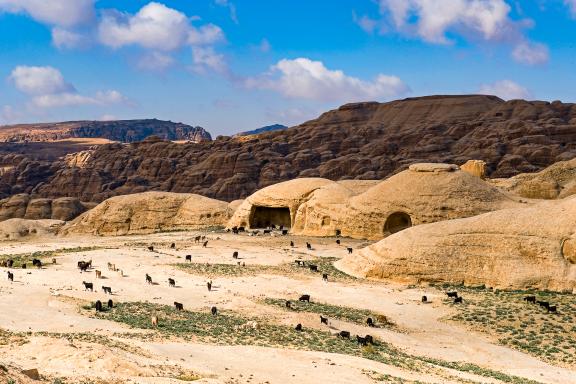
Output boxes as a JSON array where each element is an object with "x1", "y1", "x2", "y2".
[
  {"x1": 62, "y1": 191, "x2": 234, "y2": 236},
  {"x1": 336, "y1": 197, "x2": 576, "y2": 292}
]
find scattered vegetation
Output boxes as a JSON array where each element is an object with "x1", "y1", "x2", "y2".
[
  {"x1": 174, "y1": 257, "x2": 355, "y2": 281},
  {"x1": 439, "y1": 285, "x2": 576, "y2": 367},
  {"x1": 93, "y1": 302, "x2": 543, "y2": 384},
  {"x1": 262, "y1": 298, "x2": 393, "y2": 328},
  {"x1": 0, "y1": 246, "x2": 102, "y2": 268}
]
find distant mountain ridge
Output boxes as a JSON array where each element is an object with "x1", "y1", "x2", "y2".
[
  {"x1": 235, "y1": 124, "x2": 288, "y2": 137},
  {"x1": 0, "y1": 119, "x2": 212, "y2": 143}
]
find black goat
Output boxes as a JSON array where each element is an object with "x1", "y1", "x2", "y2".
[
  {"x1": 285, "y1": 300, "x2": 292, "y2": 309},
  {"x1": 170, "y1": 243, "x2": 176, "y2": 249},
  {"x1": 83, "y1": 281, "x2": 94, "y2": 291},
  {"x1": 290, "y1": 241, "x2": 294, "y2": 247},
  {"x1": 7, "y1": 271, "x2": 13, "y2": 282},
  {"x1": 107, "y1": 299, "x2": 113, "y2": 308},
  {"x1": 322, "y1": 273, "x2": 328, "y2": 282},
  {"x1": 211, "y1": 306, "x2": 218, "y2": 315},
  {"x1": 95, "y1": 300, "x2": 103, "y2": 312},
  {"x1": 185, "y1": 255, "x2": 192, "y2": 262},
  {"x1": 422, "y1": 295, "x2": 428, "y2": 303},
  {"x1": 148, "y1": 246, "x2": 154, "y2": 252},
  {"x1": 356, "y1": 335, "x2": 368, "y2": 346},
  {"x1": 306, "y1": 242, "x2": 312, "y2": 250},
  {"x1": 233, "y1": 251, "x2": 239, "y2": 259},
  {"x1": 282, "y1": 230, "x2": 288, "y2": 235},
  {"x1": 548, "y1": 305, "x2": 557, "y2": 313},
  {"x1": 446, "y1": 291, "x2": 458, "y2": 298},
  {"x1": 174, "y1": 302, "x2": 184, "y2": 311},
  {"x1": 336, "y1": 239, "x2": 341, "y2": 245},
  {"x1": 299, "y1": 294, "x2": 310, "y2": 303},
  {"x1": 538, "y1": 301, "x2": 550, "y2": 310},
  {"x1": 295, "y1": 323, "x2": 303, "y2": 331},
  {"x1": 207, "y1": 281, "x2": 212, "y2": 291},
  {"x1": 308, "y1": 264, "x2": 318, "y2": 272},
  {"x1": 339, "y1": 331, "x2": 350, "y2": 338},
  {"x1": 146, "y1": 274, "x2": 152, "y2": 284},
  {"x1": 203, "y1": 241, "x2": 208, "y2": 248},
  {"x1": 366, "y1": 317, "x2": 375, "y2": 327},
  {"x1": 364, "y1": 335, "x2": 374, "y2": 345},
  {"x1": 102, "y1": 286, "x2": 112, "y2": 295},
  {"x1": 347, "y1": 247, "x2": 353, "y2": 254},
  {"x1": 168, "y1": 278, "x2": 176, "y2": 287},
  {"x1": 523, "y1": 295, "x2": 536, "y2": 303},
  {"x1": 454, "y1": 297, "x2": 463, "y2": 304},
  {"x1": 320, "y1": 316, "x2": 328, "y2": 325},
  {"x1": 32, "y1": 259, "x2": 42, "y2": 268}
]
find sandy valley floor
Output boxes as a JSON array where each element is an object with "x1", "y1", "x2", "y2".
[{"x1": 0, "y1": 230, "x2": 575, "y2": 384}]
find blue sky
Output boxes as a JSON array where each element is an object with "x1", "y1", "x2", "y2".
[{"x1": 0, "y1": 0, "x2": 575, "y2": 136}]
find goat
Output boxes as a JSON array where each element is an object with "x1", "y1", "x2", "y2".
[
  {"x1": 201, "y1": 236, "x2": 206, "y2": 241},
  {"x1": 548, "y1": 305, "x2": 557, "y2": 313},
  {"x1": 294, "y1": 259, "x2": 304, "y2": 267},
  {"x1": 308, "y1": 264, "x2": 318, "y2": 272},
  {"x1": 285, "y1": 300, "x2": 292, "y2": 309},
  {"x1": 347, "y1": 247, "x2": 353, "y2": 254},
  {"x1": 52, "y1": 258, "x2": 56, "y2": 264},
  {"x1": 207, "y1": 280, "x2": 212, "y2": 291},
  {"x1": 102, "y1": 286, "x2": 112, "y2": 295},
  {"x1": 364, "y1": 335, "x2": 374, "y2": 345},
  {"x1": 148, "y1": 246, "x2": 154, "y2": 252},
  {"x1": 320, "y1": 316, "x2": 328, "y2": 325},
  {"x1": 299, "y1": 294, "x2": 310, "y2": 303},
  {"x1": 170, "y1": 243, "x2": 176, "y2": 249},
  {"x1": 339, "y1": 331, "x2": 350, "y2": 338},
  {"x1": 524, "y1": 295, "x2": 536, "y2": 304},
  {"x1": 295, "y1": 323, "x2": 303, "y2": 331},
  {"x1": 422, "y1": 295, "x2": 428, "y2": 303},
  {"x1": 322, "y1": 273, "x2": 328, "y2": 282},
  {"x1": 95, "y1": 300, "x2": 103, "y2": 312},
  {"x1": 263, "y1": 229, "x2": 271, "y2": 235},
  {"x1": 174, "y1": 302, "x2": 183, "y2": 311},
  {"x1": 282, "y1": 230, "x2": 288, "y2": 235},
  {"x1": 290, "y1": 241, "x2": 294, "y2": 247},
  {"x1": 454, "y1": 297, "x2": 463, "y2": 304},
  {"x1": 211, "y1": 306, "x2": 217, "y2": 316},
  {"x1": 203, "y1": 241, "x2": 208, "y2": 248},
  {"x1": 83, "y1": 281, "x2": 94, "y2": 291},
  {"x1": 21, "y1": 263, "x2": 26, "y2": 269},
  {"x1": 107, "y1": 262, "x2": 113, "y2": 271},
  {"x1": 336, "y1": 239, "x2": 341, "y2": 245},
  {"x1": 366, "y1": 317, "x2": 375, "y2": 327},
  {"x1": 194, "y1": 236, "x2": 201, "y2": 243},
  {"x1": 107, "y1": 299, "x2": 113, "y2": 308},
  {"x1": 233, "y1": 251, "x2": 239, "y2": 259},
  {"x1": 238, "y1": 227, "x2": 245, "y2": 232},
  {"x1": 95, "y1": 270, "x2": 102, "y2": 279},
  {"x1": 6, "y1": 259, "x2": 13, "y2": 268},
  {"x1": 185, "y1": 255, "x2": 192, "y2": 262},
  {"x1": 168, "y1": 278, "x2": 176, "y2": 287},
  {"x1": 146, "y1": 274, "x2": 152, "y2": 284},
  {"x1": 32, "y1": 259, "x2": 42, "y2": 268},
  {"x1": 7, "y1": 271, "x2": 13, "y2": 282},
  {"x1": 306, "y1": 242, "x2": 312, "y2": 250},
  {"x1": 151, "y1": 316, "x2": 158, "y2": 327},
  {"x1": 446, "y1": 291, "x2": 458, "y2": 298},
  {"x1": 537, "y1": 301, "x2": 550, "y2": 310},
  {"x1": 356, "y1": 335, "x2": 368, "y2": 346}
]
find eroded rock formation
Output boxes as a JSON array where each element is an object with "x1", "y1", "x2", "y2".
[{"x1": 0, "y1": 194, "x2": 92, "y2": 222}]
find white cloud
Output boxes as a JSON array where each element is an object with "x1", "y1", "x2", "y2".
[
  {"x1": 0, "y1": 0, "x2": 94, "y2": 27},
  {"x1": 191, "y1": 46, "x2": 228, "y2": 74},
  {"x1": 9, "y1": 66, "x2": 75, "y2": 95},
  {"x1": 478, "y1": 79, "x2": 531, "y2": 100},
  {"x1": 376, "y1": 0, "x2": 515, "y2": 44},
  {"x1": 8, "y1": 65, "x2": 127, "y2": 108},
  {"x1": 137, "y1": 51, "x2": 175, "y2": 71},
  {"x1": 512, "y1": 41, "x2": 549, "y2": 65},
  {"x1": 244, "y1": 58, "x2": 409, "y2": 103},
  {"x1": 214, "y1": 0, "x2": 238, "y2": 23},
  {"x1": 98, "y1": 2, "x2": 225, "y2": 51},
  {"x1": 52, "y1": 27, "x2": 88, "y2": 50}
]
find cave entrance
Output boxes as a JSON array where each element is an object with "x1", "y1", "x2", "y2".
[
  {"x1": 250, "y1": 206, "x2": 291, "y2": 228},
  {"x1": 384, "y1": 212, "x2": 412, "y2": 235}
]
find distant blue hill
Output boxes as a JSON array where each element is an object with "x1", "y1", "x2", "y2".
[{"x1": 234, "y1": 124, "x2": 288, "y2": 137}]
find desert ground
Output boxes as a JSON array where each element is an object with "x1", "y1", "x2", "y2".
[{"x1": 1, "y1": 230, "x2": 575, "y2": 384}]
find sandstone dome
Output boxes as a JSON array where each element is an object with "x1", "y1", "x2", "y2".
[
  {"x1": 336, "y1": 197, "x2": 576, "y2": 292},
  {"x1": 0, "y1": 218, "x2": 64, "y2": 241},
  {"x1": 293, "y1": 164, "x2": 522, "y2": 239},
  {"x1": 62, "y1": 191, "x2": 234, "y2": 236}
]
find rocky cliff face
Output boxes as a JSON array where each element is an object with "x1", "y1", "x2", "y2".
[
  {"x1": 2, "y1": 95, "x2": 576, "y2": 202},
  {"x1": 0, "y1": 119, "x2": 212, "y2": 143}
]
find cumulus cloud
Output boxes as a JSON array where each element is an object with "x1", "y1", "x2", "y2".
[
  {"x1": 375, "y1": 0, "x2": 516, "y2": 44},
  {"x1": 244, "y1": 58, "x2": 409, "y2": 102},
  {"x1": 512, "y1": 41, "x2": 549, "y2": 65},
  {"x1": 98, "y1": 2, "x2": 225, "y2": 51},
  {"x1": 0, "y1": 0, "x2": 94, "y2": 27},
  {"x1": 9, "y1": 66, "x2": 75, "y2": 95},
  {"x1": 9, "y1": 65, "x2": 127, "y2": 108},
  {"x1": 52, "y1": 27, "x2": 88, "y2": 50},
  {"x1": 478, "y1": 79, "x2": 531, "y2": 100},
  {"x1": 191, "y1": 47, "x2": 228, "y2": 74}
]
